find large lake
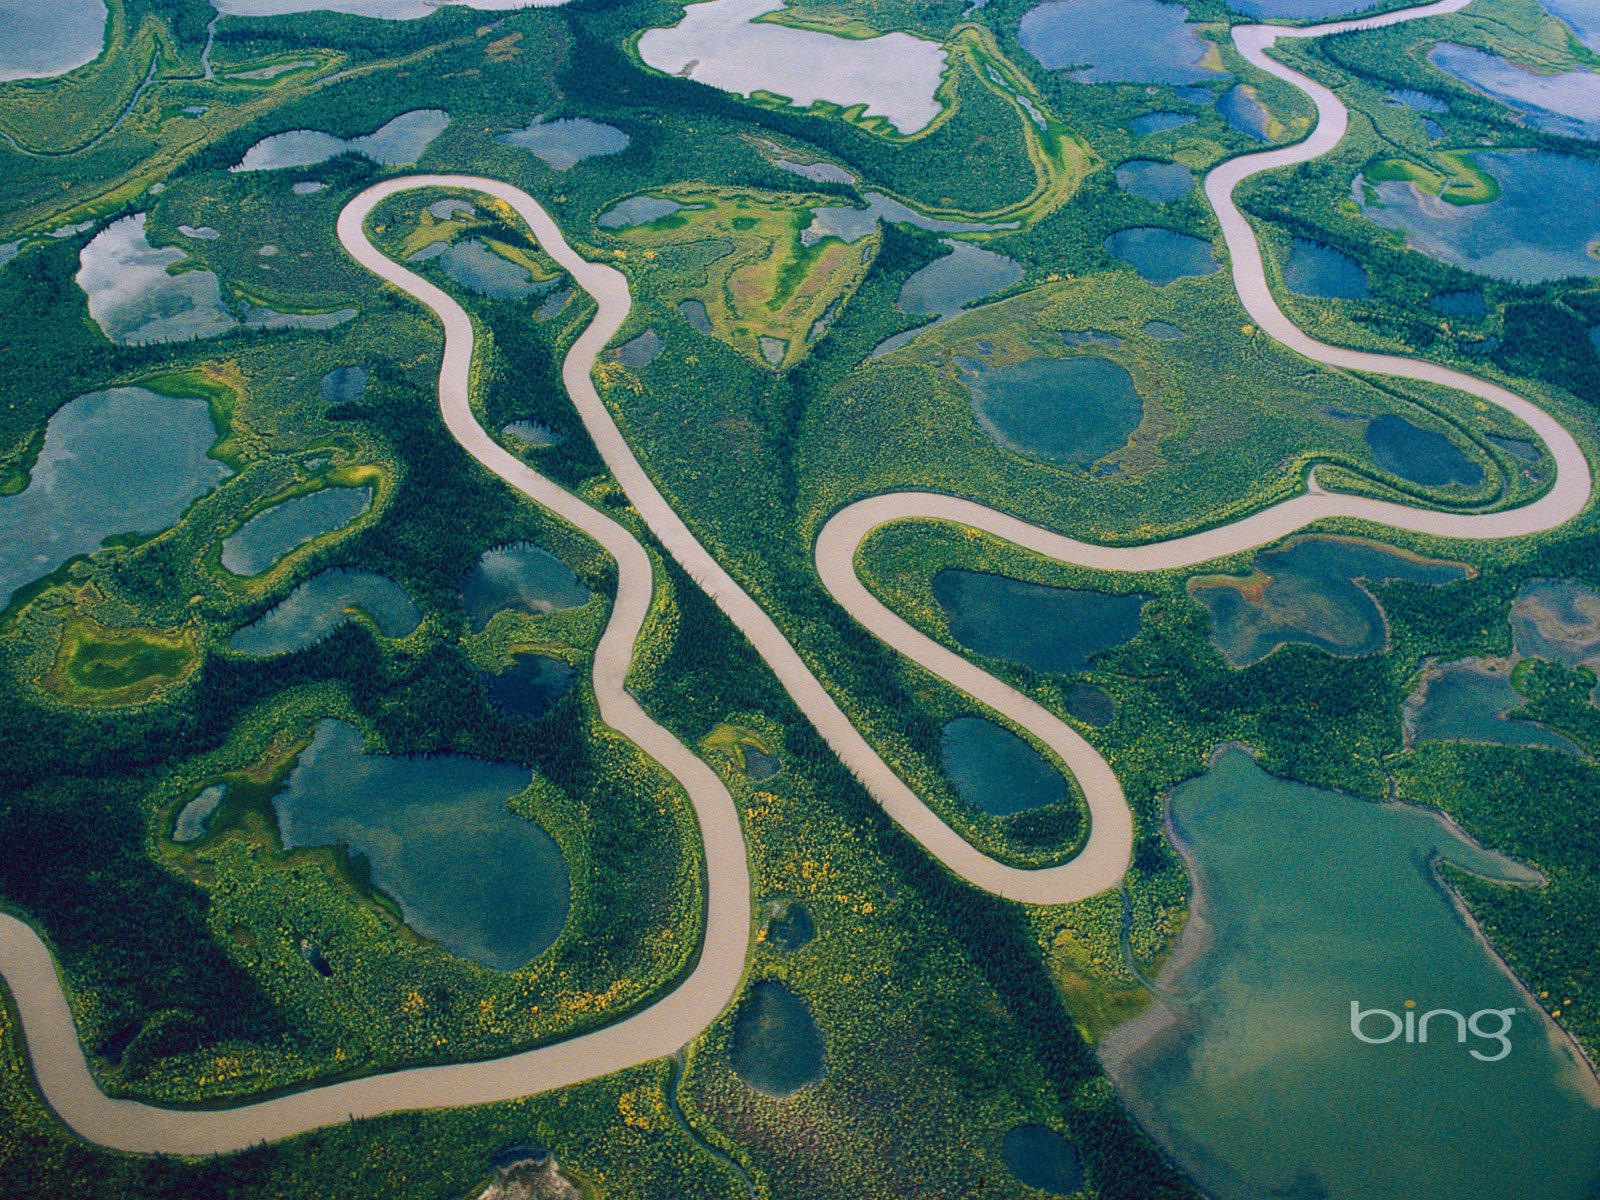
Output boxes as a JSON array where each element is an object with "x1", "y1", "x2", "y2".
[
  {"x1": 1103, "y1": 748, "x2": 1600, "y2": 1200},
  {"x1": 273, "y1": 719, "x2": 569, "y2": 971},
  {"x1": 1428, "y1": 44, "x2": 1600, "y2": 142},
  {"x1": 637, "y1": 0, "x2": 948, "y2": 135},
  {"x1": 0, "y1": 388, "x2": 229, "y2": 607},
  {"x1": 0, "y1": 0, "x2": 106, "y2": 82},
  {"x1": 1356, "y1": 151, "x2": 1600, "y2": 282}
]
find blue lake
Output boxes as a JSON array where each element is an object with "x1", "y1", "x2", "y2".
[
  {"x1": 1103, "y1": 748, "x2": 1600, "y2": 1200},
  {"x1": 481, "y1": 652, "x2": 576, "y2": 723},
  {"x1": 221, "y1": 486, "x2": 372, "y2": 577},
  {"x1": 598, "y1": 196, "x2": 685, "y2": 229},
  {"x1": 1001, "y1": 1125, "x2": 1084, "y2": 1196},
  {"x1": 411, "y1": 239, "x2": 547, "y2": 300},
  {"x1": 1019, "y1": 0, "x2": 1226, "y2": 85},
  {"x1": 1115, "y1": 160, "x2": 1195, "y2": 202},
  {"x1": 729, "y1": 979, "x2": 826, "y2": 1097},
  {"x1": 933, "y1": 568, "x2": 1146, "y2": 673},
  {"x1": 273, "y1": 719, "x2": 569, "y2": 971},
  {"x1": 1365, "y1": 414, "x2": 1484, "y2": 487},
  {"x1": 872, "y1": 240, "x2": 1024, "y2": 357},
  {"x1": 941, "y1": 716, "x2": 1069, "y2": 815},
  {"x1": 230, "y1": 568, "x2": 420, "y2": 655},
  {"x1": 1218, "y1": 85, "x2": 1272, "y2": 140},
  {"x1": 1407, "y1": 661, "x2": 1579, "y2": 755},
  {"x1": 0, "y1": 388, "x2": 229, "y2": 607},
  {"x1": 1431, "y1": 289, "x2": 1485, "y2": 319},
  {"x1": 960, "y1": 354, "x2": 1145, "y2": 467},
  {"x1": 1131, "y1": 112, "x2": 1197, "y2": 136},
  {"x1": 1105, "y1": 227, "x2": 1219, "y2": 286},
  {"x1": 1283, "y1": 237, "x2": 1369, "y2": 299},
  {"x1": 1387, "y1": 88, "x2": 1448, "y2": 114},
  {"x1": 1357, "y1": 151, "x2": 1600, "y2": 282}
]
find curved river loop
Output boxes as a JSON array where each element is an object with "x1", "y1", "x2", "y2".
[{"x1": 0, "y1": 0, "x2": 1589, "y2": 1155}]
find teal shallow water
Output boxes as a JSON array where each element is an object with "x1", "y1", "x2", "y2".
[
  {"x1": 273, "y1": 720, "x2": 569, "y2": 972},
  {"x1": 0, "y1": 387, "x2": 229, "y2": 607},
  {"x1": 729, "y1": 979, "x2": 825, "y2": 1097},
  {"x1": 941, "y1": 716, "x2": 1069, "y2": 816},
  {"x1": 932, "y1": 568, "x2": 1146, "y2": 674},
  {"x1": 221, "y1": 487, "x2": 372, "y2": 577},
  {"x1": 1191, "y1": 537, "x2": 1468, "y2": 667},
  {"x1": 1104, "y1": 748, "x2": 1600, "y2": 1200},
  {"x1": 960, "y1": 355, "x2": 1145, "y2": 467}
]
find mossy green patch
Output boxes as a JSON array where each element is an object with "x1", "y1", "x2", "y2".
[{"x1": 44, "y1": 616, "x2": 199, "y2": 706}]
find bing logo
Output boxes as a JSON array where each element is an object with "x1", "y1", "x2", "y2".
[{"x1": 1350, "y1": 1000, "x2": 1517, "y2": 1061}]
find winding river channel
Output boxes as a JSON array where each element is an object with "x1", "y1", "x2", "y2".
[{"x1": 0, "y1": 0, "x2": 1590, "y2": 1155}]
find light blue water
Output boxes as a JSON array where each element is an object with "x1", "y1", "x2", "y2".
[
  {"x1": 234, "y1": 109, "x2": 449, "y2": 171},
  {"x1": 1428, "y1": 43, "x2": 1600, "y2": 141},
  {"x1": 0, "y1": 388, "x2": 229, "y2": 607},
  {"x1": 273, "y1": 719, "x2": 569, "y2": 971},
  {"x1": 1357, "y1": 151, "x2": 1600, "y2": 282},
  {"x1": 613, "y1": 329, "x2": 661, "y2": 370},
  {"x1": 941, "y1": 716, "x2": 1069, "y2": 815},
  {"x1": 1225, "y1": 0, "x2": 1376, "y2": 14},
  {"x1": 1387, "y1": 88, "x2": 1449, "y2": 114},
  {"x1": 1283, "y1": 237, "x2": 1370, "y2": 299},
  {"x1": 1019, "y1": 0, "x2": 1227, "y2": 85},
  {"x1": 1116, "y1": 160, "x2": 1196, "y2": 202},
  {"x1": 172, "y1": 785, "x2": 226, "y2": 844},
  {"x1": 220, "y1": 486, "x2": 372, "y2": 576},
  {"x1": 416, "y1": 239, "x2": 544, "y2": 299},
  {"x1": 229, "y1": 568, "x2": 420, "y2": 655},
  {"x1": 496, "y1": 116, "x2": 629, "y2": 170},
  {"x1": 0, "y1": 0, "x2": 106, "y2": 82},
  {"x1": 871, "y1": 240, "x2": 1024, "y2": 357},
  {"x1": 1105, "y1": 748, "x2": 1600, "y2": 1200},
  {"x1": 460, "y1": 542, "x2": 590, "y2": 633},
  {"x1": 803, "y1": 192, "x2": 1014, "y2": 245},
  {"x1": 1511, "y1": 579, "x2": 1600, "y2": 668},
  {"x1": 1543, "y1": 0, "x2": 1600, "y2": 52},
  {"x1": 1105, "y1": 227, "x2": 1219, "y2": 285}
]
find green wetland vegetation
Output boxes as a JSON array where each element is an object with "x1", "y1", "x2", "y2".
[{"x1": 1, "y1": 0, "x2": 1599, "y2": 1196}]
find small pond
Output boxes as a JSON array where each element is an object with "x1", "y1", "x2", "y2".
[
  {"x1": 481, "y1": 652, "x2": 576, "y2": 723},
  {"x1": 1067, "y1": 682, "x2": 1115, "y2": 727},
  {"x1": 1105, "y1": 226, "x2": 1219, "y2": 286},
  {"x1": 0, "y1": 0, "x2": 106, "y2": 82},
  {"x1": 1019, "y1": 0, "x2": 1227, "y2": 86},
  {"x1": 729, "y1": 979, "x2": 826, "y2": 1097},
  {"x1": 321, "y1": 366, "x2": 368, "y2": 404},
  {"x1": 1143, "y1": 320, "x2": 1185, "y2": 340},
  {"x1": 1190, "y1": 536, "x2": 1468, "y2": 667},
  {"x1": 1431, "y1": 289, "x2": 1485, "y2": 319},
  {"x1": 221, "y1": 486, "x2": 372, "y2": 576},
  {"x1": 1365, "y1": 413, "x2": 1484, "y2": 487},
  {"x1": 234, "y1": 109, "x2": 448, "y2": 171},
  {"x1": 1356, "y1": 151, "x2": 1600, "y2": 283},
  {"x1": 496, "y1": 116, "x2": 629, "y2": 170},
  {"x1": 764, "y1": 903, "x2": 814, "y2": 951},
  {"x1": 1000, "y1": 1125, "x2": 1084, "y2": 1196},
  {"x1": 1388, "y1": 88, "x2": 1449, "y2": 114},
  {"x1": 960, "y1": 354, "x2": 1145, "y2": 467},
  {"x1": 273, "y1": 719, "x2": 569, "y2": 971},
  {"x1": 933, "y1": 568, "x2": 1146, "y2": 673},
  {"x1": 460, "y1": 542, "x2": 590, "y2": 632},
  {"x1": 1116, "y1": 159, "x2": 1195, "y2": 202},
  {"x1": 0, "y1": 387, "x2": 230, "y2": 607},
  {"x1": 638, "y1": 0, "x2": 948, "y2": 135},
  {"x1": 1428, "y1": 43, "x2": 1600, "y2": 142},
  {"x1": 230, "y1": 568, "x2": 421, "y2": 655},
  {"x1": 680, "y1": 298, "x2": 714, "y2": 334},
  {"x1": 612, "y1": 329, "x2": 661, "y2": 370},
  {"x1": 1406, "y1": 661, "x2": 1579, "y2": 755},
  {"x1": 1283, "y1": 236, "x2": 1369, "y2": 299},
  {"x1": 172, "y1": 784, "x2": 226, "y2": 844},
  {"x1": 1101, "y1": 747, "x2": 1600, "y2": 1200},
  {"x1": 744, "y1": 745, "x2": 781, "y2": 781},
  {"x1": 802, "y1": 192, "x2": 1011, "y2": 246},
  {"x1": 941, "y1": 716, "x2": 1069, "y2": 816}
]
